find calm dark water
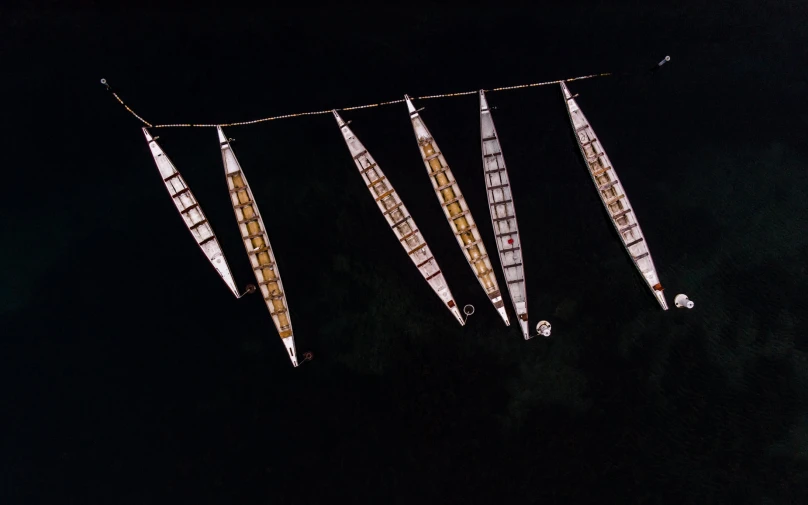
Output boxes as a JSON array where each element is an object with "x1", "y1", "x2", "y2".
[{"x1": 2, "y1": 5, "x2": 807, "y2": 504}]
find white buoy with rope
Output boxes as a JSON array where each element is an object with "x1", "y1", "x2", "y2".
[
  {"x1": 674, "y1": 294, "x2": 694, "y2": 309},
  {"x1": 650, "y1": 55, "x2": 671, "y2": 73},
  {"x1": 535, "y1": 320, "x2": 552, "y2": 338},
  {"x1": 520, "y1": 320, "x2": 552, "y2": 340},
  {"x1": 461, "y1": 304, "x2": 475, "y2": 324}
]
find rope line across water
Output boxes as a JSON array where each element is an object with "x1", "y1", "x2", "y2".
[{"x1": 104, "y1": 72, "x2": 611, "y2": 129}]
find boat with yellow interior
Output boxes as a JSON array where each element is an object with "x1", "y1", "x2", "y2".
[{"x1": 217, "y1": 126, "x2": 301, "y2": 366}]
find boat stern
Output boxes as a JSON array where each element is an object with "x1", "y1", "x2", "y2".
[
  {"x1": 654, "y1": 289, "x2": 669, "y2": 311},
  {"x1": 517, "y1": 318, "x2": 530, "y2": 339},
  {"x1": 496, "y1": 305, "x2": 510, "y2": 326},
  {"x1": 450, "y1": 305, "x2": 466, "y2": 326},
  {"x1": 282, "y1": 336, "x2": 299, "y2": 367},
  {"x1": 650, "y1": 281, "x2": 669, "y2": 310}
]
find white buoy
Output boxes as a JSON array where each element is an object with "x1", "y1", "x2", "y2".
[
  {"x1": 674, "y1": 294, "x2": 694, "y2": 309},
  {"x1": 536, "y1": 320, "x2": 552, "y2": 338},
  {"x1": 461, "y1": 304, "x2": 475, "y2": 324},
  {"x1": 658, "y1": 55, "x2": 671, "y2": 67}
]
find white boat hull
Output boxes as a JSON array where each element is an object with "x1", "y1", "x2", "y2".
[
  {"x1": 143, "y1": 128, "x2": 240, "y2": 298},
  {"x1": 479, "y1": 91, "x2": 530, "y2": 338},
  {"x1": 560, "y1": 83, "x2": 668, "y2": 310}
]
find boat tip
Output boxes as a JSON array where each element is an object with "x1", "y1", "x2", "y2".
[
  {"x1": 497, "y1": 306, "x2": 510, "y2": 326},
  {"x1": 657, "y1": 294, "x2": 669, "y2": 311},
  {"x1": 215, "y1": 125, "x2": 227, "y2": 143},
  {"x1": 332, "y1": 109, "x2": 345, "y2": 126},
  {"x1": 404, "y1": 94, "x2": 416, "y2": 113},
  {"x1": 451, "y1": 306, "x2": 466, "y2": 326},
  {"x1": 518, "y1": 318, "x2": 530, "y2": 339},
  {"x1": 560, "y1": 81, "x2": 572, "y2": 99},
  {"x1": 282, "y1": 336, "x2": 299, "y2": 367},
  {"x1": 653, "y1": 287, "x2": 669, "y2": 310},
  {"x1": 479, "y1": 90, "x2": 489, "y2": 109}
]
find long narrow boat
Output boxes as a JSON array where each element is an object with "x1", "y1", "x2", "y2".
[
  {"x1": 333, "y1": 110, "x2": 466, "y2": 325},
  {"x1": 479, "y1": 91, "x2": 531, "y2": 339},
  {"x1": 560, "y1": 82, "x2": 668, "y2": 310},
  {"x1": 217, "y1": 127, "x2": 300, "y2": 366},
  {"x1": 404, "y1": 95, "x2": 509, "y2": 325},
  {"x1": 143, "y1": 128, "x2": 241, "y2": 297}
]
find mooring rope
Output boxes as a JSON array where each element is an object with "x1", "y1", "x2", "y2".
[
  {"x1": 111, "y1": 91, "x2": 152, "y2": 127},
  {"x1": 102, "y1": 72, "x2": 612, "y2": 129}
]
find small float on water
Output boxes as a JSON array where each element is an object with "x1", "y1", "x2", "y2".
[
  {"x1": 560, "y1": 82, "x2": 668, "y2": 310},
  {"x1": 675, "y1": 294, "x2": 694, "y2": 309},
  {"x1": 405, "y1": 95, "x2": 510, "y2": 326}
]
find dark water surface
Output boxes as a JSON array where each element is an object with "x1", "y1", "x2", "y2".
[{"x1": 2, "y1": 5, "x2": 807, "y2": 504}]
